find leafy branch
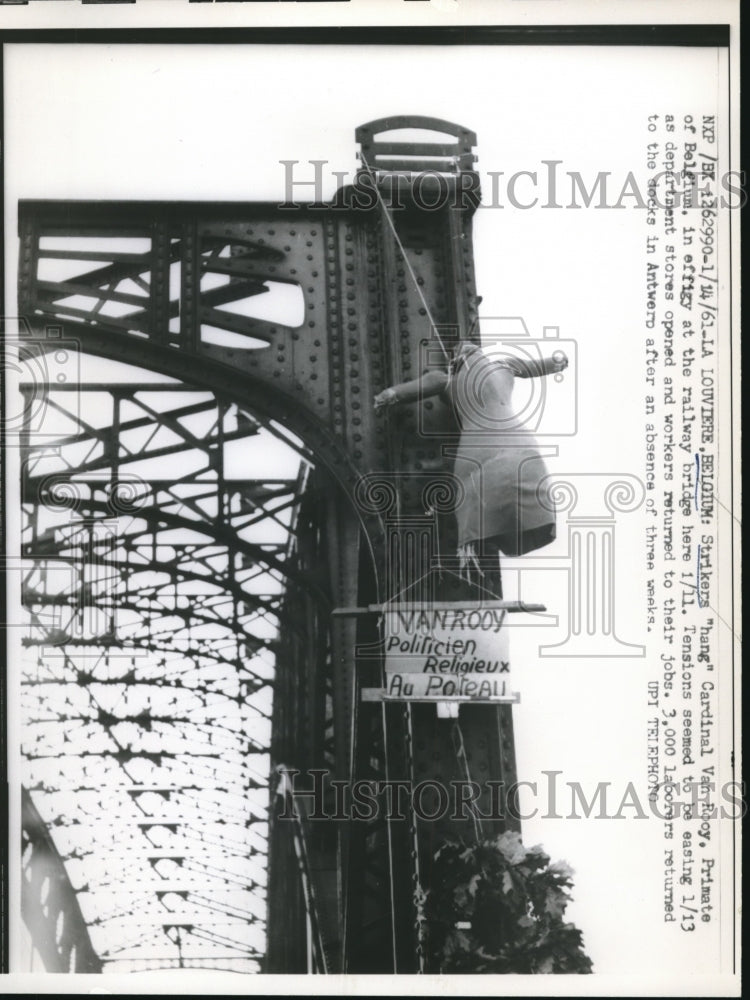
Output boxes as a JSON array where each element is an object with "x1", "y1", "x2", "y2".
[{"x1": 425, "y1": 831, "x2": 593, "y2": 974}]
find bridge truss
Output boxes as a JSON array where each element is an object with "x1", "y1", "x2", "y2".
[{"x1": 12, "y1": 117, "x2": 519, "y2": 975}]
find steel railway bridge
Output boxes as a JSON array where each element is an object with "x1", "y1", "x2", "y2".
[{"x1": 12, "y1": 118, "x2": 522, "y2": 974}]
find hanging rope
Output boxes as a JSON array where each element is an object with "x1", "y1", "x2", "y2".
[
  {"x1": 358, "y1": 150, "x2": 452, "y2": 365},
  {"x1": 274, "y1": 767, "x2": 329, "y2": 972},
  {"x1": 358, "y1": 145, "x2": 474, "y2": 972},
  {"x1": 451, "y1": 722, "x2": 484, "y2": 843},
  {"x1": 405, "y1": 703, "x2": 427, "y2": 973}
]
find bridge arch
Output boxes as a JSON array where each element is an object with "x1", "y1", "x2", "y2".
[{"x1": 12, "y1": 117, "x2": 519, "y2": 975}]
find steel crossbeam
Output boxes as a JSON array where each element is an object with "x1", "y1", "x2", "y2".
[
  {"x1": 15, "y1": 117, "x2": 519, "y2": 976},
  {"x1": 17, "y1": 377, "x2": 320, "y2": 971}
]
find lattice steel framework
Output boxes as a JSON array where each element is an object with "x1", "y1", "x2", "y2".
[
  {"x1": 14, "y1": 117, "x2": 520, "y2": 975},
  {"x1": 18, "y1": 381, "x2": 322, "y2": 972}
]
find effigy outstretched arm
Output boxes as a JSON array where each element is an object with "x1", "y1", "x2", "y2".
[
  {"x1": 373, "y1": 369, "x2": 449, "y2": 411},
  {"x1": 508, "y1": 352, "x2": 569, "y2": 379}
]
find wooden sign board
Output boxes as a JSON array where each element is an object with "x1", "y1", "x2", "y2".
[
  {"x1": 383, "y1": 608, "x2": 509, "y2": 676},
  {"x1": 361, "y1": 606, "x2": 518, "y2": 705}
]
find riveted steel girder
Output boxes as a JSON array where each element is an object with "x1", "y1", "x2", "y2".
[{"x1": 15, "y1": 117, "x2": 518, "y2": 976}]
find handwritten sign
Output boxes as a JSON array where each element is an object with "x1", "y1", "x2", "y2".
[{"x1": 362, "y1": 606, "x2": 517, "y2": 704}]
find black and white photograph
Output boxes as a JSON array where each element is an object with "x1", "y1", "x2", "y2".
[{"x1": 0, "y1": 1, "x2": 741, "y2": 994}]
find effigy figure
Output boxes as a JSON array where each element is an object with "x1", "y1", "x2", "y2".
[{"x1": 374, "y1": 340, "x2": 568, "y2": 581}]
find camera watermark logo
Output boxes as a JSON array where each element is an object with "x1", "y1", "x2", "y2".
[
  {"x1": 365, "y1": 319, "x2": 644, "y2": 658},
  {"x1": 1, "y1": 318, "x2": 80, "y2": 443}
]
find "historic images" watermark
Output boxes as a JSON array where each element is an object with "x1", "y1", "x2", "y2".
[
  {"x1": 275, "y1": 766, "x2": 746, "y2": 823},
  {"x1": 279, "y1": 156, "x2": 746, "y2": 211}
]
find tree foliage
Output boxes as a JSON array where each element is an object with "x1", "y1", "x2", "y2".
[{"x1": 425, "y1": 832, "x2": 594, "y2": 974}]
